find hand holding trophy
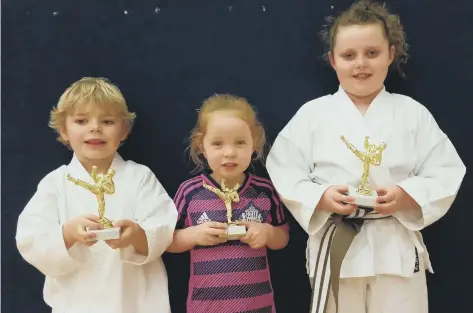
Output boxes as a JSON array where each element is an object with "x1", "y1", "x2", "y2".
[
  {"x1": 202, "y1": 180, "x2": 246, "y2": 240},
  {"x1": 66, "y1": 166, "x2": 121, "y2": 241},
  {"x1": 340, "y1": 135, "x2": 387, "y2": 208}
]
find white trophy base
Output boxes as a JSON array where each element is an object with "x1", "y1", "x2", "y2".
[
  {"x1": 86, "y1": 227, "x2": 121, "y2": 241},
  {"x1": 220, "y1": 224, "x2": 247, "y2": 240},
  {"x1": 347, "y1": 185, "x2": 378, "y2": 208}
]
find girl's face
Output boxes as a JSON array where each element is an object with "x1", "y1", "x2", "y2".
[
  {"x1": 329, "y1": 24, "x2": 395, "y2": 103},
  {"x1": 201, "y1": 111, "x2": 254, "y2": 187}
]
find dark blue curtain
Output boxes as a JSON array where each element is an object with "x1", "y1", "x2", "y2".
[{"x1": 2, "y1": 1, "x2": 472, "y2": 312}]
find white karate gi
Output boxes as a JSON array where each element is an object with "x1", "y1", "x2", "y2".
[
  {"x1": 266, "y1": 87, "x2": 466, "y2": 313},
  {"x1": 16, "y1": 153, "x2": 178, "y2": 313}
]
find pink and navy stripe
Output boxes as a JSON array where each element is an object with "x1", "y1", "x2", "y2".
[{"x1": 173, "y1": 172, "x2": 289, "y2": 313}]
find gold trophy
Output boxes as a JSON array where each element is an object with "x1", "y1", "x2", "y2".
[
  {"x1": 202, "y1": 179, "x2": 246, "y2": 240},
  {"x1": 341, "y1": 135, "x2": 387, "y2": 208},
  {"x1": 66, "y1": 166, "x2": 121, "y2": 241}
]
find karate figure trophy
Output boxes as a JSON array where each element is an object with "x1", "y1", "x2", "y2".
[
  {"x1": 341, "y1": 135, "x2": 387, "y2": 208},
  {"x1": 202, "y1": 180, "x2": 246, "y2": 240},
  {"x1": 66, "y1": 166, "x2": 121, "y2": 241}
]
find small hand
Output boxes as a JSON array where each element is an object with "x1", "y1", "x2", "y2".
[
  {"x1": 317, "y1": 185, "x2": 357, "y2": 215},
  {"x1": 63, "y1": 214, "x2": 103, "y2": 248},
  {"x1": 375, "y1": 185, "x2": 420, "y2": 215},
  {"x1": 238, "y1": 221, "x2": 271, "y2": 249},
  {"x1": 191, "y1": 222, "x2": 228, "y2": 246},
  {"x1": 105, "y1": 219, "x2": 141, "y2": 249}
]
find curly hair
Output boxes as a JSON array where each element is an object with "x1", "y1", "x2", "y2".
[{"x1": 320, "y1": 0, "x2": 409, "y2": 76}]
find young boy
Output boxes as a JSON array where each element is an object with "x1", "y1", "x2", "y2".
[{"x1": 15, "y1": 77, "x2": 177, "y2": 313}]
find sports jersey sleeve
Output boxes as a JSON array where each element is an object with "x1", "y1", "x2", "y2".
[
  {"x1": 268, "y1": 185, "x2": 289, "y2": 227},
  {"x1": 173, "y1": 182, "x2": 190, "y2": 229}
]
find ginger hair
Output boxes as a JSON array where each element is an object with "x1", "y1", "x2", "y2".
[
  {"x1": 320, "y1": 0, "x2": 409, "y2": 76},
  {"x1": 189, "y1": 94, "x2": 266, "y2": 172},
  {"x1": 49, "y1": 77, "x2": 136, "y2": 146}
]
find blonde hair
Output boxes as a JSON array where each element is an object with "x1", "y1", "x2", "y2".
[
  {"x1": 49, "y1": 77, "x2": 136, "y2": 145},
  {"x1": 189, "y1": 94, "x2": 266, "y2": 172},
  {"x1": 321, "y1": 0, "x2": 409, "y2": 76}
]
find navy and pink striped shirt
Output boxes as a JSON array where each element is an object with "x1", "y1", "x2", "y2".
[{"x1": 174, "y1": 171, "x2": 289, "y2": 313}]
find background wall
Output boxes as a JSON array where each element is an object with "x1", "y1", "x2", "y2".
[{"x1": 2, "y1": 1, "x2": 472, "y2": 312}]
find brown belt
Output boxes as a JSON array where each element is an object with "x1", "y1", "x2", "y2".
[{"x1": 309, "y1": 212, "x2": 390, "y2": 313}]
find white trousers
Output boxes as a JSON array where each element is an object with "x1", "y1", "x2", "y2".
[{"x1": 310, "y1": 260, "x2": 428, "y2": 313}]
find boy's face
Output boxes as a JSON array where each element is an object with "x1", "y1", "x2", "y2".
[{"x1": 60, "y1": 103, "x2": 128, "y2": 172}]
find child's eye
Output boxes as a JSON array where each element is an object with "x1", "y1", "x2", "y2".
[
  {"x1": 367, "y1": 50, "x2": 378, "y2": 57},
  {"x1": 212, "y1": 142, "x2": 222, "y2": 146},
  {"x1": 103, "y1": 120, "x2": 115, "y2": 125},
  {"x1": 75, "y1": 119, "x2": 86, "y2": 124},
  {"x1": 342, "y1": 53, "x2": 354, "y2": 60},
  {"x1": 236, "y1": 140, "x2": 246, "y2": 145}
]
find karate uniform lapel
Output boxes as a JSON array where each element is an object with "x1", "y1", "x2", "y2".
[
  {"x1": 363, "y1": 89, "x2": 396, "y2": 188},
  {"x1": 334, "y1": 87, "x2": 369, "y2": 182}
]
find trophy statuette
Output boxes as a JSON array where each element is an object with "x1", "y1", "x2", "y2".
[
  {"x1": 202, "y1": 179, "x2": 246, "y2": 240},
  {"x1": 67, "y1": 166, "x2": 120, "y2": 241},
  {"x1": 341, "y1": 135, "x2": 387, "y2": 208}
]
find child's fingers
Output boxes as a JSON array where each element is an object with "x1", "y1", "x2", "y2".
[
  {"x1": 376, "y1": 192, "x2": 394, "y2": 204},
  {"x1": 105, "y1": 239, "x2": 121, "y2": 249},
  {"x1": 339, "y1": 203, "x2": 357, "y2": 215},
  {"x1": 83, "y1": 214, "x2": 101, "y2": 222},
  {"x1": 375, "y1": 188, "x2": 388, "y2": 196},
  {"x1": 211, "y1": 236, "x2": 227, "y2": 245},
  {"x1": 334, "y1": 193, "x2": 355, "y2": 203},
  {"x1": 249, "y1": 242, "x2": 264, "y2": 249},
  {"x1": 84, "y1": 220, "x2": 103, "y2": 230},
  {"x1": 206, "y1": 222, "x2": 228, "y2": 229},
  {"x1": 241, "y1": 230, "x2": 256, "y2": 243},
  {"x1": 207, "y1": 228, "x2": 227, "y2": 236},
  {"x1": 331, "y1": 202, "x2": 356, "y2": 215},
  {"x1": 236, "y1": 220, "x2": 251, "y2": 227},
  {"x1": 374, "y1": 201, "x2": 397, "y2": 214},
  {"x1": 76, "y1": 226, "x2": 97, "y2": 243},
  {"x1": 332, "y1": 185, "x2": 349, "y2": 193}
]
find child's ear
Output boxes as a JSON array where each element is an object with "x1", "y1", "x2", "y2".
[
  {"x1": 389, "y1": 45, "x2": 395, "y2": 64},
  {"x1": 59, "y1": 127, "x2": 69, "y2": 142},
  {"x1": 121, "y1": 129, "x2": 129, "y2": 142},
  {"x1": 198, "y1": 143, "x2": 207, "y2": 158},
  {"x1": 120, "y1": 121, "x2": 130, "y2": 141},
  {"x1": 328, "y1": 52, "x2": 336, "y2": 70}
]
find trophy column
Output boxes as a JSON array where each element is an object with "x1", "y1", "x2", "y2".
[
  {"x1": 341, "y1": 136, "x2": 387, "y2": 208},
  {"x1": 67, "y1": 166, "x2": 121, "y2": 241},
  {"x1": 203, "y1": 180, "x2": 247, "y2": 240}
]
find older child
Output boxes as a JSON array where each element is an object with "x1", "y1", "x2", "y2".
[
  {"x1": 167, "y1": 94, "x2": 289, "y2": 313},
  {"x1": 266, "y1": 1, "x2": 466, "y2": 313},
  {"x1": 16, "y1": 77, "x2": 177, "y2": 313}
]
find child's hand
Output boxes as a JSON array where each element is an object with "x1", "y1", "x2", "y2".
[
  {"x1": 317, "y1": 185, "x2": 357, "y2": 215},
  {"x1": 238, "y1": 221, "x2": 271, "y2": 249},
  {"x1": 62, "y1": 214, "x2": 103, "y2": 248},
  {"x1": 105, "y1": 219, "x2": 142, "y2": 249},
  {"x1": 375, "y1": 185, "x2": 420, "y2": 215},
  {"x1": 191, "y1": 222, "x2": 228, "y2": 246}
]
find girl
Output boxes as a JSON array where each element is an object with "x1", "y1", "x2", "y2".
[
  {"x1": 266, "y1": 1, "x2": 466, "y2": 313},
  {"x1": 167, "y1": 94, "x2": 289, "y2": 313},
  {"x1": 16, "y1": 77, "x2": 177, "y2": 313}
]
